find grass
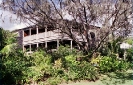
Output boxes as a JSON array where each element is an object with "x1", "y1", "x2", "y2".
[{"x1": 59, "y1": 69, "x2": 133, "y2": 85}]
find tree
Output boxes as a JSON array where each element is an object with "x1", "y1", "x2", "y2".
[
  {"x1": 0, "y1": 28, "x2": 5, "y2": 50},
  {"x1": 0, "y1": 28, "x2": 13, "y2": 50},
  {"x1": 0, "y1": 28, "x2": 30, "y2": 85},
  {"x1": 0, "y1": 27, "x2": 17, "y2": 55},
  {"x1": 0, "y1": 0, "x2": 132, "y2": 55}
]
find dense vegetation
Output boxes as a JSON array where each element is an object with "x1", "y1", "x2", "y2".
[{"x1": 0, "y1": 28, "x2": 132, "y2": 85}]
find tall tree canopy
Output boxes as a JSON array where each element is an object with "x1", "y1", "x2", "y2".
[{"x1": 0, "y1": 0, "x2": 132, "y2": 53}]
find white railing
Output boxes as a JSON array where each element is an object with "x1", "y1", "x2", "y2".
[
  {"x1": 23, "y1": 30, "x2": 70, "y2": 45},
  {"x1": 23, "y1": 30, "x2": 87, "y2": 45}
]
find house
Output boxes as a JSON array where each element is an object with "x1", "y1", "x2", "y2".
[
  {"x1": 13, "y1": 23, "x2": 100, "y2": 54},
  {"x1": 13, "y1": 3, "x2": 132, "y2": 54}
]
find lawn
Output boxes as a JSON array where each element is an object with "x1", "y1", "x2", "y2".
[{"x1": 59, "y1": 70, "x2": 133, "y2": 85}]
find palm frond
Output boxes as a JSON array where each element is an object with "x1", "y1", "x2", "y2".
[{"x1": 1, "y1": 43, "x2": 17, "y2": 55}]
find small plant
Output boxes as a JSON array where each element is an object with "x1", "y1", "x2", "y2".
[
  {"x1": 66, "y1": 61, "x2": 98, "y2": 81},
  {"x1": 51, "y1": 46, "x2": 80, "y2": 59},
  {"x1": 126, "y1": 48, "x2": 133, "y2": 62},
  {"x1": 98, "y1": 56, "x2": 131, "y2": 73},
  {"x1": 65, "y1": 55, "x2": 78, "y2": 67},
  {"x1": 45, "y1": 77, "x2": 62, "y2": 85}
]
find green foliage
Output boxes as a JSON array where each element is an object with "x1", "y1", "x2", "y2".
[
  {"x1": 51, "y1": 46, "x2": 83, "y2": 68},
  {"x1": 0, "y1": 28, "x2": 16, "y2": 50},
  {"x1": 57, "y1": 45, "x2": 72, "y2": 56},
  {"x1": 52, "y1": 45, "x2": 80, "y2": 58},
  {"x1": 66, "y1": 61, "x2": 98, "y2": 81},
  {"x1": 1, "y1": 43, "x2": 17, "y2": 55},
  {"x1": 65, "y1": 55, "x2": 78, "y2": 66},
  {"x1": 25, "y1": 50, "x2": 53, "y2": 82},
  {"x1": 0, "y1": 28, "x2": 132, "y2": 85},
  {"x1": 0, "y1": 28, "x2": 27, "y2": 85},
  {"x1": 0, "y1": 38, "x2": 131, "y2": 85},
  {"x1": 45, "y1": 77, "x2": 62, "y2": 85},
  {"x1": 25, "y1": 47, "x2": 98, "y2": 84},
  {"x1": 99, "y1": 56, "x2": 117, "y2": 72},
  {"x1": 125, "y1": 38, "x2": 133, "y2": 45},
  {"x1": 64, "y1": 54, "x2": 98, "y2": 81},
  {"x1": 98, "y1": 46, "x2": 109, "y2": 56},
  {"x1": 0, "y1": 28, "x2": 5, "y2": 50},
  {"x1": 126, "y1": 48, "x2": 133, "y2": 62},
  {"x1": 98, "y1": 56, "x2": 131, "y2": 73},
  {"x1": 99, "y1": 37, "x2": 122, "y2": 56},
  {"x1": 0, "y1": 49, "x2": 32, "y2": 85}
]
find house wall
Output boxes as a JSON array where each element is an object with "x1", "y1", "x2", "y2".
[
  {"x1": 15, "y1": 25, "x2": 100, "y2": 53},
  {"x1": 18, "y1": 26, "x2": 72, "y2": 52},
  {"x1": 15, "y1": 30, "x2": 23, "y2": 48}
]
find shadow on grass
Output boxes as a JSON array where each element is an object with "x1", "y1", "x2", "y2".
[{"x1": 101, "y1": 70, "x2": 133, "y2": 85}]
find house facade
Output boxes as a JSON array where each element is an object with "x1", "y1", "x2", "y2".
[
  {"x1": 14, "y1": 26, "x2": 73, "y2": 54},
  {"x1": 13, "y1": 24, "x2": 100, "y2": 54}
]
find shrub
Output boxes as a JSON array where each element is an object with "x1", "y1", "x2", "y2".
[
  {"x1": 126, "y1": 48, "x2": 133, "y2": 62},
  {"x1": 99, "y1": 56, "x2": 117, "y2": 72},
  {"x1": 97, "y1": 56, "x2": 131, "y2": 73},
  {"x1": 118, "y1": 61, "x2": 131, "y2": 71},
  {"x1": 125, "y1": 38, "x2": 133, "y2": 45},
  {"x1": 45, "y1": 77, "x2": 62, "y2": 85},
  {"x1": 51, "y1": 45, "x2": 81, "y2": 59},
  {"x1": 25, "y1": 50, "x2": 53, "y2": 83},
  {"x1": 0, "y1": 50, "x2": 32, "y2": 85},
  {"x1": 65, "y1": 55, "x2": 78, "y2": 67},
  {"x1": 66, "y1": 61, "x2": 98, "y2": 81}
]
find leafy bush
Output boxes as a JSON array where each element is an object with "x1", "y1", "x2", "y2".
[
  {"x1": 118, "y1": 61, "x2": 131, "y2": 71},
  {"x1": 66, "y1": 61, "x2": 98, "y2": 81},
  {"x1": 50, "y1": 46, "x2": 83, "y2": 68},
  {"x1": 126, "y1": 48, "x2": 133, "y2": 62},
  {"x1": 99, "y1": 37, "x2": 123, "y2": 57},
  {"x1": 51, "y1": 45, "x2": 81, "y2": 59},
  {"x1": 99, "y1": 56, "x2": 117, "y2": 72},
  {"x1": 25, "y1": 50, "x2": 53, "y2": 83},
  {"x1": 45, "y1": 77, "x2": 62, "y2": 85},
  {"x1": 97, "y1": 56, "x2": 131, "y2": 73},
  {"x1": 125, "y1": 38, "x2": 133, "y2": 45},
  {"x1": 0, "y1": 50, "x2": 32, "y2": 85},
  {"x1": 65, "y1": 55, "x2": 78, "y2": 67},
  {"x1": 40, "y1": 50, "x2": 98, "y2": 84}
]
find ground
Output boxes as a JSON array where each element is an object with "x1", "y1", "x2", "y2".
[{"x1": 59, "y1": 70, "x2": 133, "y2": 85}]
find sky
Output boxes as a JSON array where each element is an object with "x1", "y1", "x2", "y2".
[
  {"x1": 0, "y1": 10, "x2": 28, "y2": 31},
  {"x1": 0, "y1": 0, "x2": 28, "y2": 31},
  {"x1": 0, "y1": 0, "x2": 68, "y2": 31},
  {"x1": 0, "y1": 0, "x2": 61, "y2": 31}
]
